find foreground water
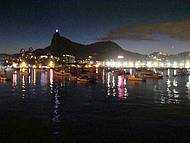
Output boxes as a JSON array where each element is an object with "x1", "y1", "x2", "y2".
[{"x1": 0, "y1": 69, "x2": 190, "y2": 143}]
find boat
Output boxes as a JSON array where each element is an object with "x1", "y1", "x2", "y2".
[
  {"x1": 176, "y1": 68, "x2": 190, "y2": 76},
  {"x1": 77, "y1": 76, "x2": 89, "y2": 83},
  {"x1": 127, "y1": 75, "x2": 146, "y2": 81},
  {"x1": 143, "y1": 73, "x2": 163, "y2": 79},
  {"x1": 54, "y1": 69, "x2": 71, "y2": 76},
  {"x1": 141, "y1": 70, "x2": 163, "y2": 79},
  {"x1": 77, "y1": 75, "x2": 97, "y2": 84},
  {"x1": 0, "y1": 74, "x2": 11, "y2": 81}
]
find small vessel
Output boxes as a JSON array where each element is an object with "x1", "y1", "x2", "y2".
[
  {"x1": 176, "y1": 68, "x2": 190, "y2": 76},
  {"x1": 77, "y1": 75, "x2": 97, "y2": 84},
  {"x1": 77, "y1": 76, "x2": 89, "y2": 83},
  {"x1": 0, "y1": 74, "x2": 11, "y2": 81},
  {"x1": 54, "y1": 69, "x2": 71, "y2": 76},
  {"x1": 141, "y1": 70, "x2": 163, "y2": 79},
  {"x1": 143, "y1": 73, "x2": 163, "y2": 79},
  {"x1": 127, "y1": 74, "x2": 146, "y2": 81}
]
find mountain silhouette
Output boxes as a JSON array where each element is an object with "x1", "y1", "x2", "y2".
[{"x1": 34, "y1": 31, "x2": 146, "y2": 60}]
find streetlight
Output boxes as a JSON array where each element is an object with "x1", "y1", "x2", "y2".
[{"x1": 48, "y1": 60, "x2": 54, "y2": 68}]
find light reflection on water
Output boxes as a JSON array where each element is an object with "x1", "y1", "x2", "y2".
[
  {"x1": 50, "y1": 69, "x2": 54, "y2": 94},
  {"x1": 167, "y1": 68, "x2": 170, "y2": 76},
  {"x1": 101, "y1": 69, "x2": 190, "y2": 105},
  {"x1": 186, "y1": 75, "x2": 190, "y2": 92},
  {"x1": 28, "y1": 68, "x2": 31, "y2": 84},
  {"x1": 12, "y1": 71, "x2": 17, "y2": 88},
  {"x1": 174, "y1": 69, "x2": 177, "y2": 76},
  {"x1": 33, "y1": 68, "x2": 36, "y2": 85},
  {"x1": 117, "y1": 75, "x2": 128, "y2": 100},
  {"x1": 2, "y1": 68, "x2": 190, "y2": 106},
  {"x1": 186, "y1": 75, "x2": 190, "y2": 102},
  {"x1": 1, "y1": 68, "x2": 190, "y2": 141},
  {"x1": 52, "y1": 83, "x2": 61, "y2": 135},
  {"x1": 21, "y1": 75, "x2": 26, "y2": 98},
  {"x1": 41, "y1": 70, "x2": 48, "y2": 86}
]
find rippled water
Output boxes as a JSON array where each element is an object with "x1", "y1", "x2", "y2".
[{"x1": 0, "y1": 68, "x2": 190, "y2": 143}]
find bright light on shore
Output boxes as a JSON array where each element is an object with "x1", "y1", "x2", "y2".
[
  {"x1": 33, "y1": 65, "x2": 37, "y2": 68},
  {"x1": 48, "y1": 61, "x2": 54, "y2": 68},
  {"x1": 12, "y1": 62, "x2": 18, "y2": 68},
  {"x1": 104, "y1": 59, "x2": 190, "y2": 68},
  {"x1": 147, "y1": 62, "x2": 152, "y2": 68},
  {"x1": 117, "y1": 56, "x2": 124, "y2": 59},
  {"x1": 173, "y1": 62, "x2": 177, "y2": 68},
  {"x1": 20, "y1": 61, "x2": 27, "y2": 68}
]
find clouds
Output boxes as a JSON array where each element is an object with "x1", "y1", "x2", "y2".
[{"x1": 101, "y1": 20, "x2": 190, "y2": 41}]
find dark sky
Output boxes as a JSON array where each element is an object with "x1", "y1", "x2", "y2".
[{"x1": 0, "y1": 0, "x2": 190, "y2": 54}]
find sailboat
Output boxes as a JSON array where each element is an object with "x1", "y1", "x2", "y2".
[
  {"x1": 0, "y1": 70, "x2": 11, "y2": 81},
  {"x1": 176, "y1": 51, "x2": 190, "y2": 76},
  {"x1": 53, "y1": 69, "x2": 71, "y2": 76},
  {"x1": 127, "y1": 74, "x2": 146, "y2": 81}
]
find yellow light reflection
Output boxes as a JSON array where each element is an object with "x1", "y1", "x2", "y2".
[
  {"x1": 102, "y1": 69, "x2": 105, "y2": 84},
  {"x1": 33, "y1": 69, "x2": 36, "y2": 85},
  {"x1": 95, "y1": 68, "x2": 98, "y2": 74},
  {"x1": 20, "y1": 61, "x2": 27, "y2": 69},
  {"x1": 22, "y1": 76, "x2": 26, "y2": 98},
  {"x1": 48, "y1": 61, "x2": 54, "y2": 68},
  {"x1": 50, "y1": 69, "x2": 54, "y2": 93}
]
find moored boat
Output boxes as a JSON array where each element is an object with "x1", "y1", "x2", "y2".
[
  {"x1": 141, "y1": 70, "x2": 163, "y2": 79},
  {"x1": 127, "y1": 75, "x2": 146, "y2": 81},
  {"x1": 176, "y1": 68, "x2": 190, "y2": 76},
  {"x1": 77, "y1": 75, "x2": 97, "y2": 84},
  {"x1": 54, "y1": 69, "x2": 71, "y2": 76},
  {"x1": 0, "y1": 74, "x2": 11, "y2": 81},
  {"x1": 143, "y1": 73, "x2": 163, "y2": 79},
  {"x1": 77, "y1": 76, "x2": 89, "y2": 83}
]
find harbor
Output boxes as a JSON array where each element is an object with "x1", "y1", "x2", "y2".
[{"x1": 0, "y1": 66, "x2": 190, "y2": 142}]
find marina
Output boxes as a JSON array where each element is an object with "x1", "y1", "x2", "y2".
[{"x1": 0, "y1": 67, "x2": 190, "y2": 142}]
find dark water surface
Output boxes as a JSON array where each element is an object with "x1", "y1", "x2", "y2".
[{"x1": 0, "y1": 69, "x2": 190, "y2": 143}]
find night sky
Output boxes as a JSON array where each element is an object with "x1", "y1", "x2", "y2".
[{"x1": 0, "y1": 0, "x2": 190, "y2": 54}]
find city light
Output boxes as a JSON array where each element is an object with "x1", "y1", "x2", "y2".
[
  {"x1": 48, "y1": 60, "x2": 54, "y2": 68},
  {"x1": 12, "y1": 62, "x2": 18, "y2": 68},
  {"x1": 20, "y1": 61, "x2": 27, "y2": 69},
  {"x1": 173, "y1": 62, "x2": 178, "y2": 68},
  {"x1": 104, "y1": 59, "x2": 190, "y2": 68},
  {"x1": 117, "y1": 55, "x2": 124, "y2": 59},
  {"x1": 33, "y1": 65, "x2": 37, "y2": 68}
]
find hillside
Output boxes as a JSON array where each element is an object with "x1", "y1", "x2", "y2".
[{"x1": 34, "y1": 32, "x2": 146, "y2": 60}]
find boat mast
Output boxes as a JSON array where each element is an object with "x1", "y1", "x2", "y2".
[{"x1": 184, "y1": 50, "x2": 186, "y2": 69}]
